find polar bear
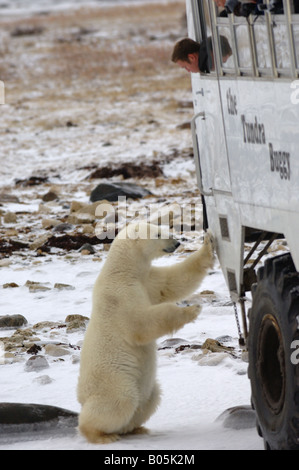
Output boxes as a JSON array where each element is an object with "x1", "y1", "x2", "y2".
[{"x1": 77, "y1": 222, "x2": 214, "y2": 444}]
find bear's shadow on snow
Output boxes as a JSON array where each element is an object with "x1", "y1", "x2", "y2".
[{"x1": 0, "y1": 403, "x2": 78, "y2": 444}]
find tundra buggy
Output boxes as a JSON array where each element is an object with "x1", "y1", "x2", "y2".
[{"x1": 186, "y1": 0, "x2": 299, "y2": 449}]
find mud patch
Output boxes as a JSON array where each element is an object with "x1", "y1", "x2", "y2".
[
  {"x1": 88, "y1": 161, "x2": 163, "y2": 180},
  {"x1": 39, "y1": 233, "x2": 112, "y2": 252},
  {"x1": 0, "y1": 239, "x2": 29, "y2": 256}
]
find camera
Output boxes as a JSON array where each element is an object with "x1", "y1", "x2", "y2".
[{"x1": 258, "y1": 0, "x2": 284, "y2": 14}]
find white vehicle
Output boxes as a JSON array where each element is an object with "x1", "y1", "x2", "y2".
[{"x1": 186, "y1": 0, "x2": 299, "y2": 450}]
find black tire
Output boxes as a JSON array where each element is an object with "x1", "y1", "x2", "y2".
[{"x1": 248, "y1": 253, "x2": 299, "y2": 450}]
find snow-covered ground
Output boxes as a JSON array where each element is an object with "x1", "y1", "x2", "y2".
[
  {"x1": 0, "y1": 0, "x2": 264, "y2": 450},
  {"x1": 0, "y1": 251, "x2": 263, "y2": 450}
]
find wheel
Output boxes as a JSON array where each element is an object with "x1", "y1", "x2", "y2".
[{"x1": 248, "y1": 253, "x2": 299, "y2": 450}]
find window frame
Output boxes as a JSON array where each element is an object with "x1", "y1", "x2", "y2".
[{"x1": 195, "y1": 0, "x2": 299, "y2": 80}]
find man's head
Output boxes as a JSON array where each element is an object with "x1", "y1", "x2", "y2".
[
  {"x1": 172, "y1": 36, "x2": 232, "y2": 74},
  {"x1": 171, "y1": 38, "x2": 200, "y2": 73}
]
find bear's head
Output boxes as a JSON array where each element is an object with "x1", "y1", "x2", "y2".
[{"x1": 116, "y1": 222, "x2": 180, "y2": 260}]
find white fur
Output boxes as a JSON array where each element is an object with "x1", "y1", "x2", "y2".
[{"x1": 77, "y1": 222, "x2": 214, "y2": 443}]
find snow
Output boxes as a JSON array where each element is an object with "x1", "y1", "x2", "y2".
[
  {"x1": 0, "y1": 0, "x2": 264, "y2": 450},
  {"x1": 0, "y1": 254, "x2": 263, "y2": 450}
]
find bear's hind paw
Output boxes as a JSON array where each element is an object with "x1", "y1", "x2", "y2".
[
  {"x1": 128, "y1": 426, "x2": 149, "y2": 436},
  {"x1": 79, "y1": 425, "x2": 120, "y2": 444}
]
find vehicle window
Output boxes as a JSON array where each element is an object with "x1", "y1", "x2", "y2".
[
  {"x1": 197, "y1": 0, "x2": 299, "y2": 78},
  {"x1": 216, "y1": 22, "x2": 235, "y2": 71},
  {"x1": 294, "y1": 23, "x2": 299, "y2": 68},
  {"x1": 201, "y1": 0, "x2": 217, "y2": 74},
  {"x1": 252, "y1": 21, "x2": 273, "y2": 72},
  {"x1": 272, "y1": 19, "x2": 291, "y2": 71},
  {"x1": 235, "y1": 21, "x2": 253, "y2": 73}
]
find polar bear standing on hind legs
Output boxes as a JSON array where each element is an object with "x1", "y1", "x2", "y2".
[{"x1": 77, "y1": 222, "x2": 214, "y2": 444}]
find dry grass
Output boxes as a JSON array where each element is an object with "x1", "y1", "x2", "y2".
[
  {"x1": 1, "y1": 2, "x2": 186, "y2": 80},
  {"x1": 0, "y1": 1, "x2": 191, "y2": 133}
]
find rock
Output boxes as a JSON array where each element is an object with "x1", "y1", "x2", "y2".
[
  {"x1": 54, "y1": 283, "x2": 75, "y2": 291},
  {"x1": 44, "y1": 344, "x2": 70, "y2": 357},
  {"x1": 0, "y1": 194, "x2": 20, "y2": 203},
  {"x1": 193, "y1": 351, "x2": 229, "y2": 366},
  {"x1": 79, "y1": 243, "x2": 95, "y2": 254},
  {"x1": 65, "y1": 314, "x2": 89, "y2": 332},
  {"x1": 4, "y1": 229, "x2": 18, "y2": 237},
  {"x1": 76, "y1": 201, "x2": 110, "y2": 216},
  {"x1": 0, "y1": 315, "x2": 28, "y2": 329},
  {"x1": 69, "y1": 212, "x2": 95, "y2": 224},
  {"x1": 33, "y1": 375, "x2": 53, "y2": 385},
  {"x1": 53, "y1": 223, "x2": 74, "y2": 232},
  {"x1": 68, "y1": 202, "x2": 114, "y2": 226},
  {"x1": 201, "y1": 338, "x2": 235, "y2": 354},
  {"x1": 90, "y1": 182, "x2": 152, "y2": 203},
  {"x1": 3, "y1": 212, "x2": 17, "y2": 224},
  {"x1": 42, "y1": 191, "x2": 58, "y2": 202},
  {"x1": 13, "y1": 328, "x2": 35, "y2": 339},
  {"x1": 38, "y1": 204, "x2": 51, "y2": 214},
  {"x1": 41, "y1": 219, "x2": 61, "y2": 229},
  {"x1": 66, "y1": 321, "x2": 86, "y2": 332},
  {"x1": 216, "y1": 405, "x2": 256, "y2": 430},
  {"x1": 70, "y1": 201, "x2": 84, "y2": 213},
  {"x1": 0, "y1": 403, "x2": 78, "y2": 434},
  {"x1": 158, "y1": 338, "x2": 189, "y2": 350},
  {"x1": 3, "y1": 328, "x2": 41, "y2": 353},
  {"x1": 24, "y1": 355, "x2": 50, "y2": 372},
  {"x1": 3, "y1": 282, "x2": 19, "y2": 288},
  {"x1": 29, "y1": 233, "x2": 52, "y2": 250},
  {"x1": 33, "y1": 321, "x2": 64, "y2": 331},
  {"x1": 82, "y1": 224, "x2": 94, "y2": 234},
  {"x1": 65, "y1": 314, "x2": 89, "y2": 323},
  {"x1": 216, "y1": 335, "x2": 234, "y2": 343},
  {"x1": 25, "y1": 281, "x2": 51, "y2": 292},
  {"x1": 0, "y1": 260, "x2": 11, "y2": 267}
]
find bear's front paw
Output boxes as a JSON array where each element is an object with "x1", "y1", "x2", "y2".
[
  {"x1": 184, "y1": 304, "x2": 201, "y2": 323},
  {"x1": 202, "y1": 230, "x2": 215, "y2": 267},
  {"x1": 203, "y1": 230, "x2": 215, "y2": 251}
]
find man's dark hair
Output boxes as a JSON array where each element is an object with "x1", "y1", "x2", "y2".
[
  {"x1": 171, "y1": 38, "x2": 200, "y2": 63},
  {"x1": 219, "y1": 35, "x2": 232, "y2": 57}
]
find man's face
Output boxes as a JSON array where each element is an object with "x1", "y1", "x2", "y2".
[
  {"x1": 176, "y1": 53, "x2": 199, "y2": 73},
  {"x1": 214, "y1": 0, "x2": 226, "y2": 7}
]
